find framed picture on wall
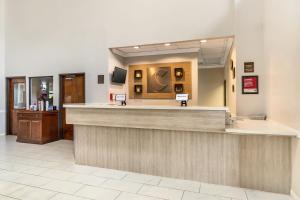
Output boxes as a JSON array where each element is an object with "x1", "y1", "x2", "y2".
[
  {"x1": 242, "y1": 76, "x2": 259, "y2": 94},
  {"x1": 233, "y1": 67, "x2": 236, "y2": 79},
  {"x1": 244, "y1": 62, "x2": 255, "y2": 73},
  {"x1": 231, "y1": 60, "x2": 234, "y2": 70}
]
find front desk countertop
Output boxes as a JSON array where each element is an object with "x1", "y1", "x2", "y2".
[
  {"x1": 64, "y1": 103, "x2": 228, "y2": 133},
  {"x1": 226, "y1": 119, "x2": 300, "y2": 137},
  {"x1": 64, "y1": 103, "x2": 299, "y2": 137},
  {"x1": 63, "y1": 103, "x2": 229, "y2": 111}
]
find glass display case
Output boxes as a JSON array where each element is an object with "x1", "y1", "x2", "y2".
[
  {"x1": 13, "y1": 82, "x2": 26, "y2": 109},
  {"x1": 29, "y1": 76, "x2": 54, "y2": 109}
]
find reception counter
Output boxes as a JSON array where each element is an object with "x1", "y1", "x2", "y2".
[
  {"x1": 64, "y1": 104, "x2": 227, "y2": 132},
  {"x1": 65, "y1": 103, "x2": 296, "y2": 194}
]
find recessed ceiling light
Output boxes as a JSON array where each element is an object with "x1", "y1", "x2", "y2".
[
  {"x1": 164, "y1": 43, "x2": 171, "y2": 46},
  {"x1": 200, "y1": 40, "x2": 207, "y2": 43},
  {"x1": 133, "y1": 46, "x2": 140, "y2": 49}
]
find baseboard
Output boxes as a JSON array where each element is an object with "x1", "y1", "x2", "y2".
[
  {"x1": 0, "y1": 110, "x2": 5, "y2": 136},
  {"x1": 291, "y1": 190, "x2": 300, "y2": 200}
]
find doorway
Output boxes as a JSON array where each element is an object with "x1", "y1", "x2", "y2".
[
  {"x1": 198, "y1": 68, "x2": 225, "y2": 107},
  {"x1": 6, "y1": 77, "x2": 26, "y2": 135},
  {"x1": 59, "y1": 73, "x2": 85, "y2": 140}
]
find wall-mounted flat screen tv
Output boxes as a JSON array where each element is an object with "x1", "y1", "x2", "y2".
[{"x1": 112, "y1": 67, "x2": 127, "y2": 84}]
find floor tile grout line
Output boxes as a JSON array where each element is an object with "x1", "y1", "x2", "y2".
[
  {"x1": 0, "y1": 170, "x2": 238, "y2": 200},
  {"x1": 181, "y1": 190, "x2": 185, "y2": 200},
  {"x1": 126, "y1": 190, "x2": 169, "y2": 200},
  {"x1": 72, "y1": 193, "x2": 97, "y2": 200},
  {"x1": 154, "y1": 177, "x2": 162, "y2": 186},
  {"x1": 149, "y1": 183, "x2": 200, "y2": 193},
  {"x1": 48, "y1": 193, "x2": 60, "y2": 200},
  {"x1": 157, "y1": 178, "x2": 163, "y2": 187},
  {"x1": 73, "y1": 185, "x2": 124, "y2": 200},
  {"x1": 0, "y1": 178, "x2": 86, "y2": 197},
  {"x1": 120, "y1": 174, "x2": 162, "y2": 186},
  {"x1": 245, "y1": 190, "x2": 249, "y2": 200},
  {"x1": 1, "y1": 182, "x2": 27, "y2": 196},
  {"x1": 45, "y1": 191, "x2": 59, "y2": 200},
  {"x1": 120, "y1": 173, "x2": 128, "y2": 181},
  {"x1": 0, "y1": 167, "x2": 160, "y2": 191},
  {"x1": 135, "y1": 183, "x2": 145, "y2": 194},
  {"x1": 0, "y1": 156, "x2": 74, "y2": 169},
  {"x1": 1, "y1": 175, "x2": 183, "y2": 200},
  {"x1": 0, "y1": 136, "x2": 294, "y2": 200},
  {"x1": 0, "y1": 194, "x2": 20, "y2": 200},
  {"x1": 72, "y1": 184, "x2": 86, "y2": 195},
  {"x1": 0, "y1": 169, "x2": 77, "y2": 183},
  {"x1": 0, "y1": 161, "x2": 75, "y2": 176},
  {"x1": 199, "y1": 182, "x2": 202, "y2": 193},
  {"x1": 113, "y1": 191, "x2": 122, "y2": 200},
  {"x1": 200, "y1": 191, "x2": 245, "y2": 200}
]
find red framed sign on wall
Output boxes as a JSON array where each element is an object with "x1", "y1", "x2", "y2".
[{"x1": 242, "y1": 76, "x2": 259, "y2": 94}]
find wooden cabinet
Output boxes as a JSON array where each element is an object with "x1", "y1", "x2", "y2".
[
  {"x1": 17, "y1": 111, "x2": 58, "y2": 144},
  {"x1": 18, "y1": 120, "x2": 31, "y2": 140}
]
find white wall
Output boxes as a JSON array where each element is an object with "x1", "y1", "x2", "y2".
[
  {"x1": 225, "y1": 47, "x2": 237, "y2": 115},
  {"x1": 265, "y1": 0, "x2": 300, "y2": 130},
  {"x1": 5, "y1": 0, "x2": 109, "y2": 109},
  {"x1": 106, "y1": 0, "x2": 234, "y2": 47},
  {"x1": 234, "y1": 0, "x2": 266, "y2": 117},
  {"x1": 263, "y1": 0, "x2": 300, "y2": 197},
  {"x1": 108, "y1": 51, "x2": 127, "y2": 100},
  {"x1": 3, "y1": 0, "x2": 235, "y2": 108},
  {"x1": 198, "y1": 68, "x2": 225, "y2": 107},
  {"x1": 0, "y1": 0, "x2": 5, "y2": 134}
]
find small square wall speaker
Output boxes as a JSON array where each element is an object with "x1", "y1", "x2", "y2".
[{"x1": 98, "y1": 75, "x2": 104, "y2": 84}]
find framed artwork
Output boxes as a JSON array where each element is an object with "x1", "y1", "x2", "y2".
[
  {"x1": 233, "y1": 67, "x2": 236, "y2": 79},
  {"x1": 147, "y1": 66, "x2": 171, "y2": 93},
  {"x1": 231, "y1": 60, "x2": 234, "y2": 70},
  {"x1": 134, "y1": 70, "x2": 143, "y2": 79},
  {"x1": 174, "y1": 68, "x2": 184, "y2": 79},
  {"x1": 244, "y1": 62, "x2": 255, "y2": 73},
  {"x1": 134, "y1": 85, "x2": 143, "y2": 93},
  {"x1": 174, "y1": 84, "x2": 184, "y2": 93},
  {"x1": 242, "y1": 76, "x2": 259, "y2": 94}
]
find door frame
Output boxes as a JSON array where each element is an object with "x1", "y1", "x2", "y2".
[
  {"x1": 6, "y1": 76, "x2": 26, "y2": 135},
  {"x1": 59, "y1": 73, "x2": 85, "y2": 139}
]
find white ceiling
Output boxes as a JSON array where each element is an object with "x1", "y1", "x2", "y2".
[
  {"x1": 111, "y1": 37, "x2": 233, "y2": 68},
  {"x1": 198, "y1": 38, "x2": 233, "y2": 68}
]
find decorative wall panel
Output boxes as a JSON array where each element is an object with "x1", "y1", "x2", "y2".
[{"x1": 129, "y1": 62, "x2": 192, "y2": 99}]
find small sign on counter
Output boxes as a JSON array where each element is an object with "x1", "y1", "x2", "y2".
[
  {"x1": 176, "y1": 94, "x2": 189, "y2": 101},
  {"x1": 115, "y1": 94, "x2": 127, "y2": 106},
  {"x1": 176, "y1": 94, "x2": 189, "y2": 107}
]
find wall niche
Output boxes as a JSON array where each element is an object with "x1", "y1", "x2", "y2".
[{"x1": 128, "y1": 62, "x2": 192, "y2": 99}]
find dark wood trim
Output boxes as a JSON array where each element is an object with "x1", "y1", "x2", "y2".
[
  {"x1": 58, "y1": 73, "x2": 85, "y2": 139},
  {"x1": 5, "y1": 78, "x2": 10, "y2": 135},
  {"x1": 5, "y1": 76, "x2": 26, "y2": 135},
  {"x1": 224, "y1": 80, "x2": 227, "y2": 107}
]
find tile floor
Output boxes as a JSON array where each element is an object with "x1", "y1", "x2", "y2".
[{"x1": 0, "y1": 135, "x2": 294, "y2": 200}]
